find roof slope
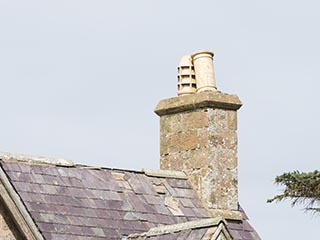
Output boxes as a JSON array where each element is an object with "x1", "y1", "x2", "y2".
[{"x1": 0, "y1": 157, "x2": 260, "y2": 240}]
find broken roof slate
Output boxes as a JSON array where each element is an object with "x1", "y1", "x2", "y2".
[{"x1": 0, "y1": 159, "x2": 260, "y2": 240}]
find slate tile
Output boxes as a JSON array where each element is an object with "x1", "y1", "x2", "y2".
[
  {"x1": 166, "y1": 178, "x2": 190, "y2": 189},
  {"x1": 142, "y1": 195, "x2": 162, "y2": 205},
  {"x1": 153, "y1": 204, "x2": 171, "y2": 215},
  {"x1": 179, "y1": 206, "x2": 196, "y2": 217},
  {"x1": 30, "y1": 165, "x2": 46, "y2": 174},
  {"x1": 37, "y1": 222, "x2": 56, "y2": 233},
  {"x1": 9, "y1": 172, "x2": 32, "y2": 182},
  {"x1": 102, "y1": 228, "x2": 121, "y2": 238},
  {"x1": 155, "y1": 214, "x2": 175, "y2": 225},
  {"x1": 243, "y1": 220, "x2": 254, "y2": 231},
  {"x1": 27, "y1": 183, "x2": 42, "y2": 193},
  {"x1": 18, "y1": 192, "x2": 34, "y2": 202},
  {"x1": 152, "y1": 185, "x2": 168, "y2": 195},
  {"x1": 136, "y1": 174, "x2": 156, "y2": 194},
  {"x1": 68, "y1": 225, "x2": 84, "y2": 235},
  {"x1": 12, "y1": 181, "x2": 31, "y2": 192},
  {"x1": 57, "y1": 168, "x2": 79, "y2": 178},
  {"x1": 42, "y1": 175, "x2": 63, "y2": 186},
  {"x1": 173, "y1": 216, "x2": 188, "y2": 224},
  {"x1": 42, "y1": 185, "x2": 59, "y2": 195},
  {"x1": 123, "y1": 212, "x2": 146, "y2": 221},
  {"x1": 69, "y1": 177, "x2": 84, "y2": 188},
  {"x1": 1, "y1": 163, "x2": 21, "y2": 172},
  {"x1": 81, "y1": 208, "x2": 97, "y2": 218},
  {"x1": 55, "y1": 205, "x2": 73, "y2": 215},
  {"x1": 185, "y1": 228, "x2": 207, "y2": 239},
  {"x1": 240, "y1": 229, "x2": 254, "y2": 239},
  {"x1": 229, "y1": 229, "x2": 242, "y2": 239},
  {"x1": 91, "y1": 227, "x2": 106, "y2": 237},
  {"x1": 50, "y1": 234, "x2": 80, "y2": 240},
  {"x1": 154, "y1": 233, "x2": 179, "y2": 240},
  {"x1": 53, "y1": 223, "x2": 70, "y2": 234},
  {"x1": 227, "y1": 221, "x2": 243, "y2": 230},
  {"x1": 117, "y1": 180, "x2": 132, "y2": 191},
  {"x1": 117, "y1": 228, "x2": 139, "y2": 237},
  {"x1": 140, "y1": 213, "x2": 158, "y2": 223},
  {"x1": 178, "y1": 198, "x2": 195, "y2": 208},
  {"x1": 148, "y1": 177, "x2": 163, "y2": 186},
  {"x1": 176, "y1": 229, "x2": 192, "y2": 239},
  {"x1": 191, "y1": 207, "x2": 210, "y2": 218},
  {"x1": 190, "y1": 198, "x2": 204, "y2": 208},
  {"x1": 33, "y1": 174, "x2": 46, "y2": 184},
  {"x1": 172, "y1": 188, "x2": 197, "y2": 198},
  {"x1": 127, "y1": 174, "x2": 148, "y2": 194}
]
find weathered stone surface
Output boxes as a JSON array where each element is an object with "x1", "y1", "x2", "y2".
[
  {"x1": 156, "y1": 91, "x2": 242, "y2": 217},
  {"x1": 155, "y1": 91, "x2": 242, "y2": 116},
  {"x1": 0, "y1": 200, "x2": 20, "y2": 240}
]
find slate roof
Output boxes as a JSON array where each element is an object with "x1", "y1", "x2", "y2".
[{"x1": 0, "y1": 156, "x2": 260, "y2": 240}]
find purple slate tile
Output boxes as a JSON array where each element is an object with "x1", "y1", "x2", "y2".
[
  {"x1": 1, "y1": 162, "x2": 21, "y2": 172},
  {"x1": 190, "y1": 198, "x2": 204, "y2": 208},
  {"x1": 155, "y1": 214, "x2": 176, "y2": 225},
  {"x1": 229, "y1": 229, "x2": 242, "y2": 239},
  {"x1": 185, "y1": 228, "x2": 207, "y2": 239},
  {"x1": 179, "y1": 206, "x2": 196, "y2": 217},
  {"x1": 136, "y1": 174, "x2": 157, "y2": 194},
  {"x1": 41, "y1": 175, "x2": 63, "y2": 186},
  {"x1": 191, "y1": 207, "x2": 210, "y2": 218},
  {"x1": 91, "y1": 227, "x2": 106, "y2": 237},
  {"x1": 25, "y1": 183, "x2": 42, "y2": 194},
  {"x1": 178, "y1": 198, "x2": 195, "y2": 208},
  {"x1": 30, "y1": 165, "x2": 47, "y2": 174},
  {"x1": 242, "y1": 220, "x2": 254, "y2": 231},
  {"x1": 12, "y1": 181, "x2": 31, "y2": 192},
  {"x1": 166, "y1": 178, "x2": 191, "y2": 189},
  {"x1": 102, "y1": 228, "x2": 121, "y2": 238},
  {"x1": 68, "y1": 177, "x2": 84, "y2": 188},
  {"x1": 173, "y1": 216, "x2": 188, "y2": 223},
  {"x1": 143, "y1": 195, "x2": 162, "y2": 205},
  {"x1": 240, "y1": 229, "x2": 254, "y2": 239},
  {"x1": 176, "y1": 229, "x2": 193, "y2": 239},
  {"x1": 8, "y1": 172, "x2": 32, "y2": 182},
  {"x1": 227, "y1": 221, "x2": 243, "y2": 230},
  {"x1": 153, "y1": 204, "x2": 171, "y2": 215},
  {"x1": 37, "y1": 222, "x2": 56, "y2": 233},
  {"x1": 172, "y1": 188, "x2": 197, "y2": 198}
]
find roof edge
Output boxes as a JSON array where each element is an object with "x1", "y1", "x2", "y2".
[
  {"x1": 142, "y1": 168, "x2": 187, "y2": 179},
  {"x1": 0, "y1": 152, "x2": 74, "y2": 166},
  {"x1": 125, "y1": 217, "x2": 226, "y2": 238},
  {"x1": 0, "y1": 166, "x2": 44, "y2": 240}
]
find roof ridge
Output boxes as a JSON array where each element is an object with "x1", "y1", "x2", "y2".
[
  {"x1": 125, "y1": 217, "x2": 225, "y2": 238},
  {"x1": 0, "y1": 152, "x2": 74, "y2": 167}
]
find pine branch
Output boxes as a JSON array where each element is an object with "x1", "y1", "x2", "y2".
[{"x1": 267, "y1": 170, "x2": 320, "y2": 214}]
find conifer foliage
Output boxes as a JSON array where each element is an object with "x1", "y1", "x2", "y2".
[{"x1": 268, "y1": 170, "x2": 320, "y2": 213}]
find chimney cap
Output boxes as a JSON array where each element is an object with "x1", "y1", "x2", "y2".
[{"x1": 191, "y1": 50, "x2": 214, "y2": 58}]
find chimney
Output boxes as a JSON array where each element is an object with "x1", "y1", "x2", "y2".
[{"x1": 155, "y1": 51, "x2": 242, "y2": 220}]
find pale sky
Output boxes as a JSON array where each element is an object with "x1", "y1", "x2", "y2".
[{"x1": 1, "y1": 1, "x2": 319, "y2": 239}]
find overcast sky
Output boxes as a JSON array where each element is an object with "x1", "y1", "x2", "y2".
[{"x1": 1, "y1": 1, "x2": 319, "y2": 239}]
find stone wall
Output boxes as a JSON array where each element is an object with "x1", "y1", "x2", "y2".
[{"x1": 0, "y1": 199, "x2": 21, "y2": 240}]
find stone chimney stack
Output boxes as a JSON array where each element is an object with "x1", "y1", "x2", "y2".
[{"x1": 154, "y1": 51, "x2": 242, "y2": 220}]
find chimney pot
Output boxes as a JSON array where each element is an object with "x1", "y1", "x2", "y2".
[
  {"x1": 177, "y1": 55, "x2": 197, "y2": 96},
  {"x1": 191, "y1": 50, "x2": 217, "y2": 92}
]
